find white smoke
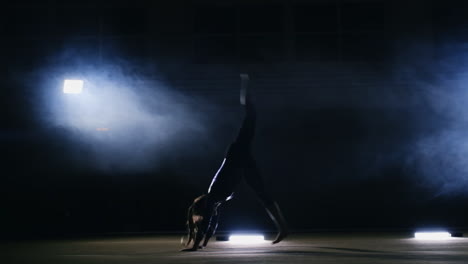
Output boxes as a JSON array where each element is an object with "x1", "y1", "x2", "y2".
[
  {"x1": 36, "y1": 56, "x2": 222, "y2": 173},
  {"x1": 405, "y1": 60, "x2": 468, "y2": 196}
]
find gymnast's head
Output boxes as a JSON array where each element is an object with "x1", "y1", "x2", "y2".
[{"x1": 183, "y1": 195, "x2": 208, "y2": 245}]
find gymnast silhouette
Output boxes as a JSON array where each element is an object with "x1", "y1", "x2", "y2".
[{"x1": 181, "y1": 74, "x2": 288, "y2": 251}]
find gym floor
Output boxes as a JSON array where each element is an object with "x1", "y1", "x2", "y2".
[{"x1": 3, "y1": 232, "x2": 468, "y2": 264}]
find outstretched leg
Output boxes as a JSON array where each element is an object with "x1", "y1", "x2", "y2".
[
  {"x1": 233, "y1": 98, "x2": 255, "y2": 148},
  {"x1": 234, "y1": 73, "x2": 256, "y2": 148},
  {"x1": 244, "y1": 157, "x2": 289, "y2": 244}
]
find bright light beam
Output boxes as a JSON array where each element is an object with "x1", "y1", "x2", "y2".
[
  {"x1": 414, "y1": 231, "x2": 451, "y2": 240},
  {"x1": 229, "y1": 235, "x2": 265, "y2": 244},
  {"x1": 63, "y1": 79, "x2": 84, "y2": 94}
]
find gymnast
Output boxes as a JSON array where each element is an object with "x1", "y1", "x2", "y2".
[{"x1": 181, "y1": 74, "x2": 288, "y2": 251}]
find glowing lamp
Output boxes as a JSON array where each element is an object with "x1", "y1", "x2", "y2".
[
  {"x1": 63, "y1": 79, "x2": 83, "y2": 94},
  {"x1": 229, "y1": 234, "x2": 265, "y2": 244},
  {"x1": 414, "y1": 231, "x2": 451, "y2": 240}
]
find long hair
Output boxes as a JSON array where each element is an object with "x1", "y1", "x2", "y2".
[{"x1": 182, "y1": 194, "x2": 206, "y2": 247}]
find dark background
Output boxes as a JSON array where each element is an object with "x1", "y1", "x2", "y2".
[{"x1": 2, "y1": 0, "x2": 468, "y2": 239}]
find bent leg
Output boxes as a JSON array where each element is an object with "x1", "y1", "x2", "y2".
[
  {"x1": 244, "y1": 157, "x2": 273, "y2": 206},
  {"x1": 244, "y1": 157, "x2": 289, "y2": 244},
  {"x1": 265, "y1": 202, "x2": 289, "y2": 244}
]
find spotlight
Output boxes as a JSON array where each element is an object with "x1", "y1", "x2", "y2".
[
  {"x1": 414, "y1": 231, "x2": 451, "y2": 240},
  {"x1": 63, "y1": 79, "x2": 83, "y2": 94},
  {"x1": 228, "y1": 234, "x2": 265, "y2": 244}
]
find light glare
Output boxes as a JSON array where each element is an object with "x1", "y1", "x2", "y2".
[
  {"x1": 414, "y1": 232, "x2": 451, "y2": 240},
  {"x1": 63, "y1": 79, "x2": 83, "y2": 94},
  {"x1": 229, "y1": 235, "x2": 265, "y2": 244}
]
